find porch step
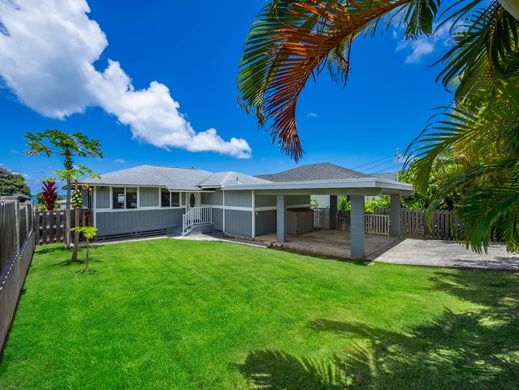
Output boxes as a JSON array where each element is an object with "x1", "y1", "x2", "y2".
[{"x1": 182, "y1": 223, "x2": 213, "y2": 236}]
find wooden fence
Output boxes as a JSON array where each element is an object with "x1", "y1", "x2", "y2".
[
  {"x1": 35, "y1": 208, "x2": 92, "y2": 245},
  {"x1": 0, "y1": 200, "x2": 35, "y2": 355},
  {"x1": 376, "y1": 207, "x2": 460, "y2": 240},
  {"x1": 314, "y1": 209, "x2": 389, "y2": 236},
  {"x1": 314, "y1": 207, "x2": 460, "y2": 240}
]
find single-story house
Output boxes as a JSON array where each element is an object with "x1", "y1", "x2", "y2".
[{"x1": 81, "y1": 163, "x2": 413, "y2": 258}]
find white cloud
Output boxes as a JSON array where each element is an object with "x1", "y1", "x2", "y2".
[
  {"x1": 394, "y1": 22, "x2": 452, "y2": 64},
  {"x1": 306, "y1": 112, "x2": 318, "y2": 118},
  {"x1": 0, "y1": 0, "x2": 251, "y2": 159},
  {"x1": 113, "y1": 158, "x2": 126, "y2": 164}
]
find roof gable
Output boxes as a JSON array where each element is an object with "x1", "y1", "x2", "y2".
[{"x1": 256, "y1": 163, "x2": 367, "y2": 182}]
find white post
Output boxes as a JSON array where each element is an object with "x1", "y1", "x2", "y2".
[
  {"x1": 390, "y1": 194, "x2": 401, "y2": 237},
  {"x1": 251, "y1": 190, "x2": 256, "y2": 238},
  {"x1": 276, "y1": 195, "x2": 286, "y2": 242},
  {"x1": 350, "y1": 195, "x2": 365, "y2": 258}
]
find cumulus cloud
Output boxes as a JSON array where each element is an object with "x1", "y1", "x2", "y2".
[
  {"x1": 394, "y1": 22, "x2": 453, "y2": 64},
  {"x1": 0, "y1": 0, "x2": 251, "y2": 158}
]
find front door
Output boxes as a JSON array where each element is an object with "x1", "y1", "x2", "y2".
[{"x1": 186, "y1": 192, "x2": 199, "y2": 210}]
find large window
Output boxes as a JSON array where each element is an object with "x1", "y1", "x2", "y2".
[
  {"x1": 112, "y1": 187, "x2": 138, "y2": 209},
  {"x1": 161, "y1": 188, "x2": 170, "y2": 207},
  {"x1": 112, "y1": 187, "x2": 125, "y2": 209},
  {"x1": 126, "y1": 187, "x2": 138, "y2": 209},
  {"x1": 161, "y1": 189, "x2": 181, "y2": 208},
  {"x1": 171, "y1": 192, "x2": 180, "y2": 207}
]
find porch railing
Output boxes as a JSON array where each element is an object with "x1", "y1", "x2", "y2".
[{"x1": 182, "y1": 207, "x2": 212, "y2": 235}]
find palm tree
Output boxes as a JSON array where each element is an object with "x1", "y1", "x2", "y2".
[
  {"x1": 239, "y1": 0, "x2": 517, "y2": 160},
  {"x1": 239, "y1": 0, "x2": 519, "y2": 251}
]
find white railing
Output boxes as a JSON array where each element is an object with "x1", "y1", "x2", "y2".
[
  {"x1": 182, "y1": 207, "x2": 212, "y2": 235},
  {"x1": 365, "y1": 214, "x2": 390, "y2": 236}
]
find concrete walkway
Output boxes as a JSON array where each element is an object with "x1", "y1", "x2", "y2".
[{"x1": 374, "y1": 239, "x2": 519, "y2": 271}]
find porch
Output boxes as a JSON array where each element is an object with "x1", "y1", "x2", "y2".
[{"x1": 255, "y1": 229, "x2": 402, "y2": 260}]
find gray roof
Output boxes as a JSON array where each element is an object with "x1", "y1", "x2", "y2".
[
  {"x1": 85, "y1": 165, "x2": 213, "y2": 191},
  {"x1": 198, "y1": 171, "x2": 270, "y2": 188},
  {"x1": 256, "y1": 163, "x2": 368, "y2": 182},
  {"x1": 84, "y1": 165, "x2": 269, "y2": 191}
]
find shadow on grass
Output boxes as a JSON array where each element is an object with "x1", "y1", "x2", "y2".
[{"x1": 237, "y1": 271, "x2": 519, "y2": 389}]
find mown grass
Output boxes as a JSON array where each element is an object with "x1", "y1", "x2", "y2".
[{"x1": 1, "y1": 239, "x2": 518, "y2": 389}]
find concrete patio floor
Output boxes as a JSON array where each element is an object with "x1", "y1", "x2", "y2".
[
  {"x1": 254, "y1": 229, "x2": 401, "y2": 260},
  {"x1": 374, "y1": 239, "x2": 519, "y2": 271}
]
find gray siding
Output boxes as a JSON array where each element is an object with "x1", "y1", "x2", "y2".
[
  {"x1": 255, "y1": 194, "x2": 276, "y2": 208},
  {"x1": 140, "y1": 187, "x2": 159, "y2": 207},
  {"x1": 201, "y1": 189, "x2": 223, "y2": 205},
  {"x1": 224, "y1": 209, "x2": 252, "y2": 237},
  {"x1": 212, "y1": 208, "x2": 223, "y2": 231},
  {"x1": 287, "y1": 195, "x2": 310, "y2": 206},
  {"x1": 95, "y1": 186, "x2": 110, "y2": 209},
  {"x1": 96, "y1": 208, "x2": 184, "y2": 236},
  {"x1": 255, "y1": 194, "x2": 309, "y2": 208},
  {"x1": 224, "y1": 190, "x2": 252, "y2": 207},
  {"x1": 255, "y1": 210, "x2": 276, "y2": 236}
]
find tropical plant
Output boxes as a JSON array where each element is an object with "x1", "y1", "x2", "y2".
[
  {"x1": 239, "y1": 0, "x2": 519, "y2": 251},
  {"x1": 0, "y1": 166, "x2": 30, "y2": 196},
  {"x1": 70, "y1": 226, "x2": 97, "y2": 273},
  {"x1": 239, "y1": 0, "x2": 518, "y2": 160},
  {"x1": 25, "y1": 130, "x2": 102, "y2": 252},
  {"x1": 41, "y1": 180, "x2": 58, "y2": 210}
]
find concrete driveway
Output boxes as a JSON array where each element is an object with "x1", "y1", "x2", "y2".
[{"x1": 374, "y1": 239, "x2": 519, "y2": 271}]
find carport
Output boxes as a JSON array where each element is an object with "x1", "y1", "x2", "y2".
[{"x1": 225, "y1": 178, "x2": 414, "y2": 258}]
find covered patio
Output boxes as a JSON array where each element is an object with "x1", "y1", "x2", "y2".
[
  {"x1": 226, "y1": 177, "x2": 414, "y2": 259},
  {"x1": 254, "y1": 229, "x2": 402, "y2": 260}
]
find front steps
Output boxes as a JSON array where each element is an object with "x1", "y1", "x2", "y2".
[{"x1": 182, "y1": 223, "x2": 213, "y2": 236}]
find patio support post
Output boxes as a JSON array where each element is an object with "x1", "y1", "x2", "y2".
[
  {"x1": 390, "y1": 194, "x2": 401, "y2": 237},
  {"x1": 350, "y1": 194, "x2": 365, "y2": 258},
  {"x1": 276, "y1": 195, "x2": 286, "y2": 242},
  {"x1": 329, "y1": 195, "x2": 337, "y2": 230}
]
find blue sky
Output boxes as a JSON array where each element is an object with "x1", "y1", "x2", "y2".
[{"x1": 0, "y1": 0, "x2": 453, "y2": 194}]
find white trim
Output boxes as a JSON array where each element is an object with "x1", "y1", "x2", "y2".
[
  {"x1": 200, "y1": 204, "x2": 252, "y2": 211},
  {"x1": 96, "y1": 206, "x2": 186, "y2": 213},
  {"x1": 223, "y1": 178, "x2": 414, "y2": 194},
  {"x1": 251, "y1": 190, "x2": 255, "y2": 238},
  {"x1": 92, "y1": 186, "x2": 97, "y2": 227},
  {"x1": 222, "y1": 190, "x2": 226, "y2": 233},
  {"x1": 255, "y1": 204, "x2": 310, "y2": 212}
]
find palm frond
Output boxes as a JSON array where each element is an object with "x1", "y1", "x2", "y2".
[{"x1": 239, "y1": 0, "x2": 435, "y2": 160}]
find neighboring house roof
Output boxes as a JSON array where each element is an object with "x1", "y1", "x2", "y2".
[
  {"x1": 256, "y1": 163, "x2": 368, "y2": 182},
  {"x1": 371, "y1": 172, "x2": 398, "y2": 181},
  {"x1": 83, "y1": 165, "x2": 270, "y2": 191}
]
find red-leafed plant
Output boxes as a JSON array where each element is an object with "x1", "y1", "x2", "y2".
[{"x1": 41, "y1": 180, "x2": 58, "y2": 210}]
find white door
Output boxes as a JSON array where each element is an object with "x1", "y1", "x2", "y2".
[{"x1": 186, "y1": 192, "x2": 200, "y2": 210}]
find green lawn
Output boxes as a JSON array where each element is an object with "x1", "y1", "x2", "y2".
[{"x1": 1, "y1": 239, "x2": 518, "y2": 389}]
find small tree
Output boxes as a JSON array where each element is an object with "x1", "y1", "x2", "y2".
[
  {"x1": 70, "y1": 226, "x2": 97, "y2": 273},
  {"x1": 25, "y1": 130, "x2": 102, "y2": 249},
  {"x1": 55, "y1": 165, "x2": 99, "y2": 261},
  {"x1": 0, "y1": 167, "x2": 30, "y2": 196},
  {"x1": 41, "y1": 180, "x2": 58, "y2": 210}
]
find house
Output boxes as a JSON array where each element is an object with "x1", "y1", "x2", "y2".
[{"x1": 82, "y1": 163, "x2": 413, "y2": 258}]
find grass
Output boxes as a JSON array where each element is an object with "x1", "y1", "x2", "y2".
[{"x1": 1, "y1": 239, "x2": 518, "y2": 389}]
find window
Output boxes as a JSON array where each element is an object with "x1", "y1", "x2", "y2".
[
  {"x1": 161, "y1": 188, "x2": 170, "y2": 207},
  {"x1": 126, "y1": 187, "x2": 137, "y2": 209},
  {"x1": 112, "y1": 187, "x2": 125, "y2": 209},
  {"x1": 171, "y1": 192, "x2": 180, "y2": 207}
]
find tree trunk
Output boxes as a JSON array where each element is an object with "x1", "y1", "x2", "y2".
[
  {"x1": 71, "y1": 207, "x2": 80, "y2": 261},
  {"x1": 64, "y1": 153, "x2": 72, "y2": 249},
  {"x1": 85, "y1": 240, "x2": 89, "y2": 273},
  {"x1": 65, "y1": 179, "x2": 71, "y2": 249},
  {"x1": 71, "y1": 183, "x2": 80, "y2": 261}
]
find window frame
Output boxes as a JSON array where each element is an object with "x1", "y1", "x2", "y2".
[{"x1": 110, "y1": 187, "x2": 140, "y2": 210}]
